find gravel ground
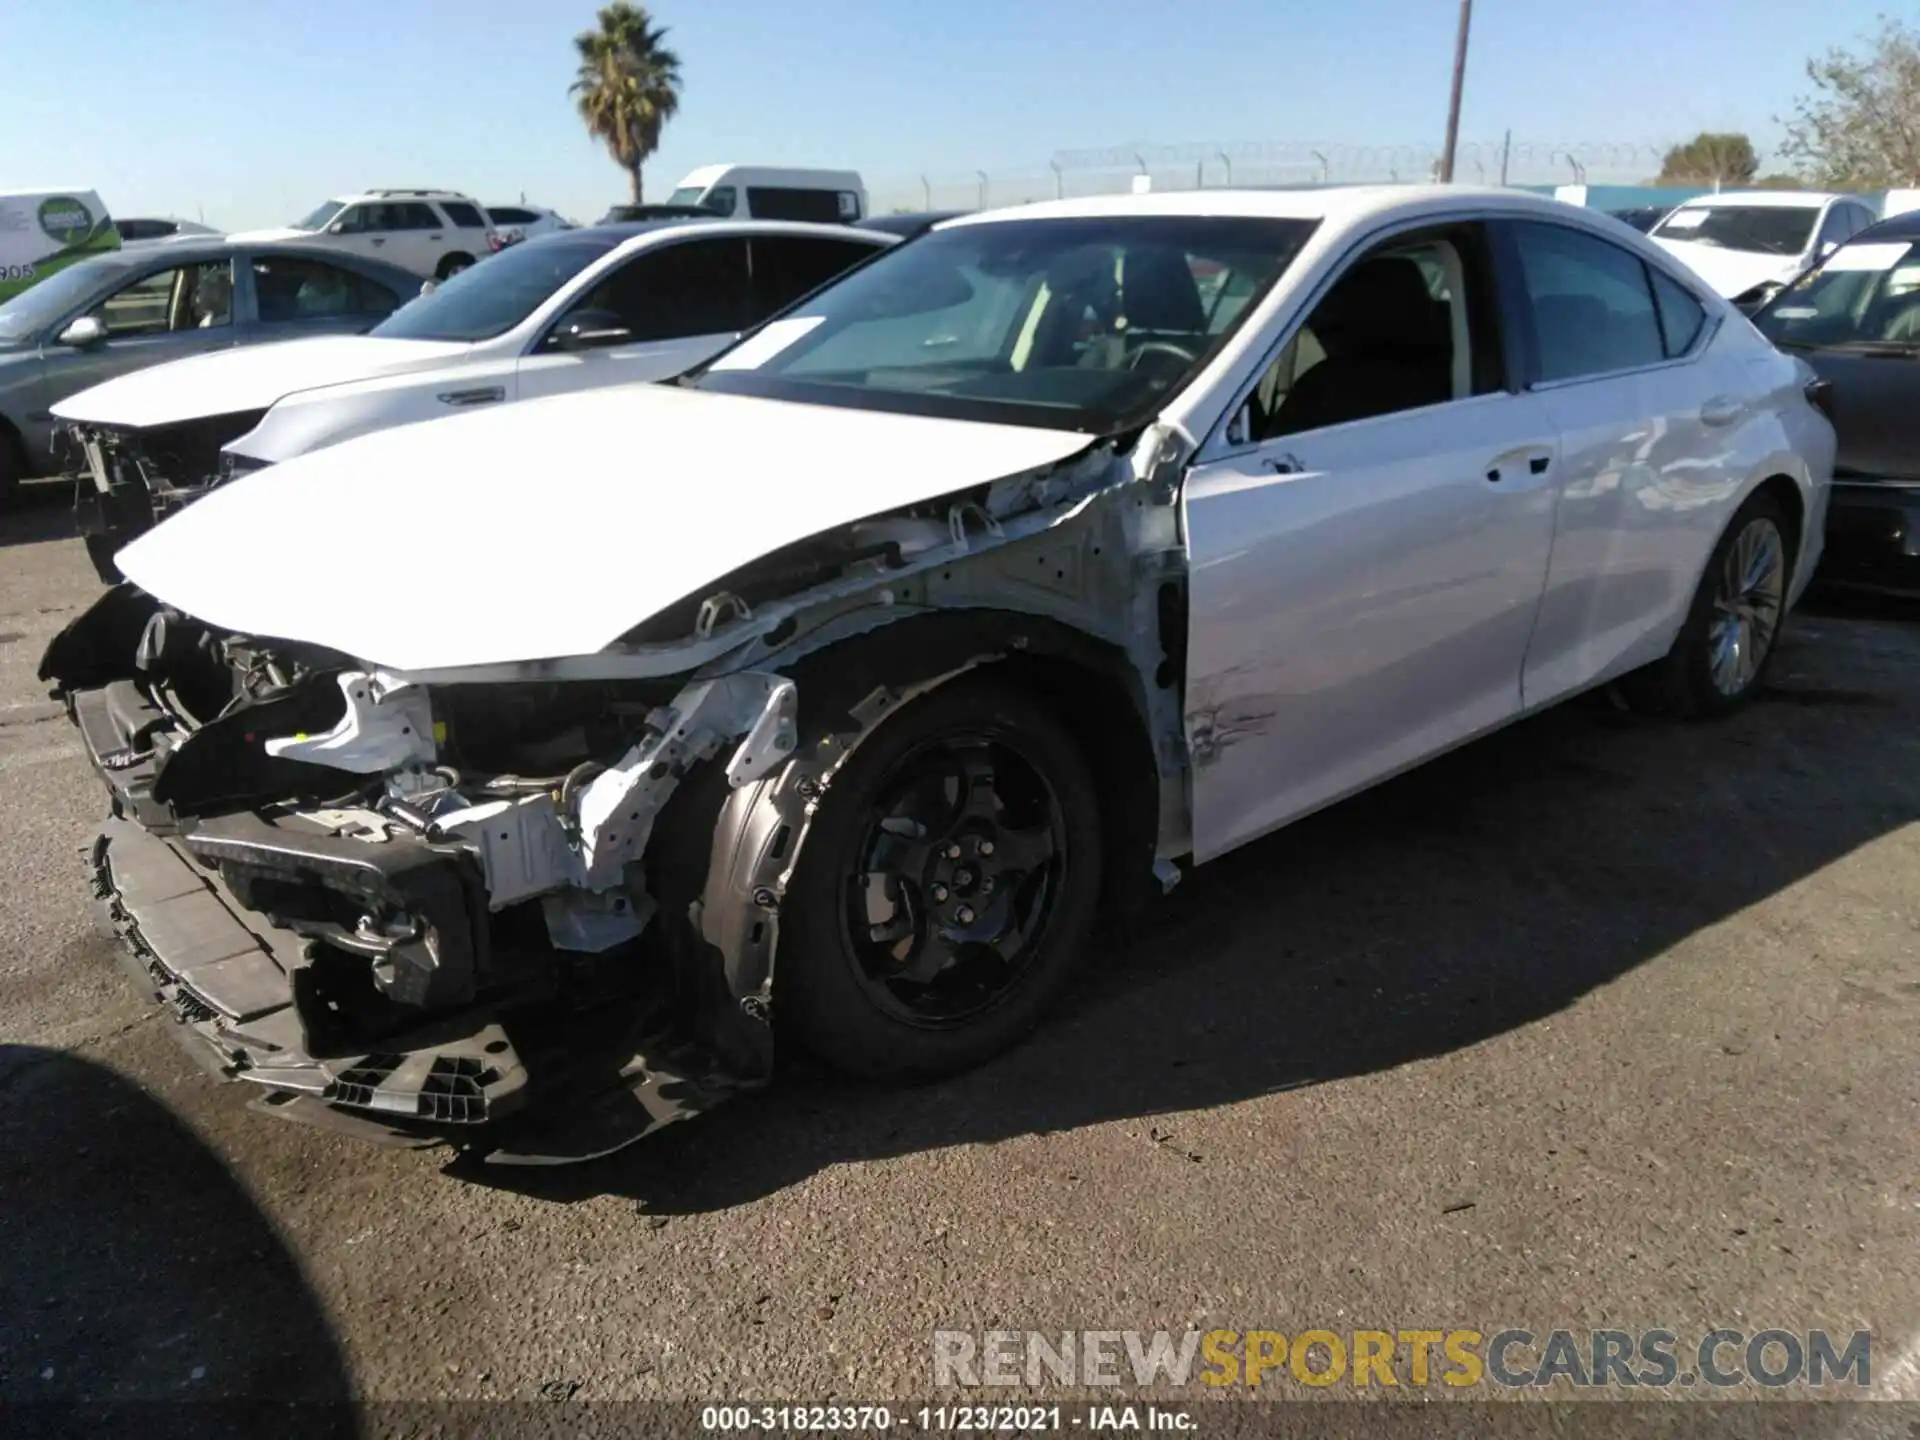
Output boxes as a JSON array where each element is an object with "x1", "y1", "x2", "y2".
[{"x1": 0, "y1": 480, "x2": 1915, "y2": 1427}]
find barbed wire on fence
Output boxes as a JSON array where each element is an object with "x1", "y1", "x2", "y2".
[{"x1": 870, "y1": 138, "x2": 1717, "y2": 214}]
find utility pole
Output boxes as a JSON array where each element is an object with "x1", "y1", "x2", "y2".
[
  {"x1": 1499, "y1": 127, "x2": 1511, "y2": 186},
  {"x1": 1438, "y1": 0, "x2": 1474, "y2": 182}
]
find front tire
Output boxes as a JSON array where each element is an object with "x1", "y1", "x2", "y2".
[
  {"x1": 1622, "y1": 490, "x2": 1791, "y2": 717},
  {"x1": 777, "y1": 676, "x2": 1104, "y2": 1082}
]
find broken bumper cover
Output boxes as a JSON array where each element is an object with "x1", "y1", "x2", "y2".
[{"x1": 91, "y1": 815, "x2": 530, "y2": 1141}]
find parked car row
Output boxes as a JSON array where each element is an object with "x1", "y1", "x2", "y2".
[
  {"x1": 52, "y1": 219, "x2": 892, "y2": 571},
  {"x1": 1650, "y1": 189, "x2": 1880, "y2": 312},
  {"x1": 38, "y1": 185, "x2": 1837, "y2": 1162}
]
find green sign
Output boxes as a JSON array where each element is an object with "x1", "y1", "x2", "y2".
[{"x1": 38, "y1": 196, "x2": 95, "y2": 246}]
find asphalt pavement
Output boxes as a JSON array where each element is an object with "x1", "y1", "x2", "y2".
[{"x1": 1, "y1": 478, "x2": 1916, "y2": 1424}]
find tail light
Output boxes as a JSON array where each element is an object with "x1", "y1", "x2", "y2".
[{"x1": 1806, "y1": 377, "x2": 1836, "y2": 422}]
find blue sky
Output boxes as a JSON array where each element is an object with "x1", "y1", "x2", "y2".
[{"x1": 3, "y1": 0, "x2": 1898, "y2": 227}]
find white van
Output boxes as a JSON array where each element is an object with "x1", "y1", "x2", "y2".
[
  {"x1": 0, "y1": 189, "x2": 119, "y2": 300},
  {"x1": 665, "y1": 165, "x2": 866, "y2": 224}
]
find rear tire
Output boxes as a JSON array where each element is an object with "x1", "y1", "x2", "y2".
[
  {"x1": 1620, "y1": 490, "x2": 1792, "y2": 718},
  {"x1": 777, "y1": 676, "x2": 1104, "y2": 1082},
  {"x1": 435, "y1": 253, "x2": 474, "y2": 280}
]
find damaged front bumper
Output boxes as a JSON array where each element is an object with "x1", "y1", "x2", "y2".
[
  {"x1": 47, "y1": 587, "x2": 795, "y2": 1162},
  {"x1": 91, "y1": 815, "x2": 528, "y2": 1142},
  {"x1": 61, "y1": 419, "x2": 266, "y2": 582}
]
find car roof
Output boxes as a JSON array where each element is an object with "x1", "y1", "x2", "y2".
[
  {"x1": 940, "y1": 184, "x2": 1635, "y2": 231},
  {"x1": 1668, "y1": 190, "x2": 1844, "y2": 209},
  {"x1": 73, "y1": 237, "x2": 417, "y2": 279},
  {"x1": 556, "y1": 218, "x2": 894, "y2": 250}
]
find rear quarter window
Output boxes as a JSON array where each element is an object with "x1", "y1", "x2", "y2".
[{"x1": 440, "y1": 202, "x2": 486, "y2": 229}]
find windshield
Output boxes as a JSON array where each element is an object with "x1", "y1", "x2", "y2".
[
  {"x1": 292, "y1": 199, "x2": 346, "y2": 231},
  {"x1": 1754, "y1": 239, "x2": 1920, "y2": 349},
  {"x1": 371, "y1": 234, "x2": 621, "y2": 342},
  {"x1": 694, "y1": 215, "x2": 1317, "y2": 432},
  {"x1": 666, "y1": 187, "x2": 709, "y2": 208},
  {"x1": 0, "y1": 257, "x2": 120, "y2": 342},
  {"x1": 1652, "y1": 205, "x2": 1819, "y2": 256}
]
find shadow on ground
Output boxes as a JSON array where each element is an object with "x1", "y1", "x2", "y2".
[
  {"x1": 0, "y1": 1045, "x2": 354, "y2": 1426},
  {"x1": 465, "y1": 611, "x2": 1920, "y2": 1212},
  {"x1": 0, "y1": 479, "x2": 76, "y2": 549}
]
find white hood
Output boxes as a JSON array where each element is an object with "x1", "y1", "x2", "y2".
[
  {"x1": 52, "y1": 336, "x2": 469, "y2": 428},
  {"x1": 1652, "y1": 239, "x2": 1803, "y2": 299},
  {"x1": 115, "y1": 383, "x2": 1094, "y2": 672}
]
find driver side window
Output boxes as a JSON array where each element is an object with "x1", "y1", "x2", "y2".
[
  {"x1": 97, "y1": 261, "x2": 232, "y2": 336},
  {"x1": 1245, "y1": 225, "x2": 1496, "y2": 443}
]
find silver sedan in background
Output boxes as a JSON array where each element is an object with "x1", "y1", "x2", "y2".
[{"x1": 0, "y1": 239, "x2": 419, "y2": 503}]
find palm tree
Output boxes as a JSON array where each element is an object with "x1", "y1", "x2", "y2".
[{"x1": 570, "y1": 3, "x2": 682, "y2": 203}]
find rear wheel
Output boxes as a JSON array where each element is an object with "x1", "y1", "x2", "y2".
[
  {"x1": 777, "y1": 677, "x2": 1103, "y2": 1081},
  {"x1": 435, "y1": 252, "x2": 474, "y2": 280},
  {"x1": 1622, "y1": 491, "x2": 1791, "y2": 717}
]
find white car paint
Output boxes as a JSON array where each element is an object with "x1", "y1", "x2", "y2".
[
  {"x1": 667, "y1": 164, "x2": 867, "y2": 221},
  {"x1": 116, "y1": 382, "x2": 1092, "y2": 672},
  {"x1": 51, "y1": 220, "x2": 891, "y2": 462},
  {"x1": 1649, "y1": 190, "x2": 1866, "y2": 300},
  {"x1": 52, "y1": 335, "x2": 465, "y2": 427},
  {"x1": 118, "y1": 185, "x2": 1832, "y2": 867}
]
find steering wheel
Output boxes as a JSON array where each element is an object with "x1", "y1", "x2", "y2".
[{"x1": 1125, "y1": 339, "x2": 1198, "y2": 369}]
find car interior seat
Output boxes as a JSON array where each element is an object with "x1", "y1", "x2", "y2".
[{"x1": 1265, "y1": 255, "x2": 1453, "y2": 436}]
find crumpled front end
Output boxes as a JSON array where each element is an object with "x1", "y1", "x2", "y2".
[
  {"x1": 62, "y1": 414, "x2": 268, "y2": 582},
  {"x1": 41, "y1": 585, "x2": 797, "y2": 1160},
  {"x1": 42, "y1": 424, "x2": 1188, "y2": 1163}
]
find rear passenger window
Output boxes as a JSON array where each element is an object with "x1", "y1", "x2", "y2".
[
  {"x1": 749, "y1": 236, "x2": 881, "y2": 318},
  {"x1": 396, "y1": 203, "x2": 443, "y2": 230},
  {"x1": 253, "y1": 256, "x2": 398, "y2": 320},
  {"x1": 572, "y1": 237, "x2": 751, "y2": 340},
  {"x1": 745, "y1": 187, "x2": 845, "y2": 224},
  {"x1": 439, "y1": 202, "x2": 486, "y2": 229},
  {"x1": 1511, "y1": 221, "x2": 1666, "y2": 382},
  {"x1": 1650, "y1": 269, "x2": 1706, "y2": 357}
]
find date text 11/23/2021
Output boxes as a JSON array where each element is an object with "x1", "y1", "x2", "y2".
[{"x1": 700, "y1": 1405, "x2": 1196, "y2": 1432}]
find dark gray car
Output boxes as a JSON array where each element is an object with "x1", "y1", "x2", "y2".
[
  {"x1": 0, "y1": 240, "x2": 419, "y2": 502},
  {"x1": 1752, "y1": 209, "x2": 1920, "y2": 593}
]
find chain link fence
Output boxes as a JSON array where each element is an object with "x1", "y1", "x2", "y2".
[{"x1": 871, "y1": 139, "x2": 1702, "y2": 214}]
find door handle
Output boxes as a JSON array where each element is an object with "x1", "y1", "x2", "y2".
[
  {"x1": 429, "y1": 233, "x2": 443, "y2": 240},
  {"x1": 436, "y1": 385, "x2": 504, "y2": 407},
  {"x1": 370, "y1": 237, "x2": 385, "y2": 246},
  {"x1": 1485, "y1": 448, "x2": 1554, "y2": 484},
  {"x1": 1700, "y1": 395, "x2": 1744, "y2": 427}
]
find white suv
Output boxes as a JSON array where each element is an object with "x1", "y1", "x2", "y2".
[{"x1": 228, "y1": 189, "x2": 496, "y2": 280}]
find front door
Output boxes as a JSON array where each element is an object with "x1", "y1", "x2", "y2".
[
  {"x1": 27, "y1": 258, "x2": 240, "y2": 465},
  {"x1": 1182, "y1": 224, "x2": 1560, "y2": 861}
]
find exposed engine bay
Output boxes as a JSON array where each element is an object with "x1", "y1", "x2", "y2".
[
  {"x1": 42, "y1": 433, "x2": 1194, "y2": 1162},
  {"x1": 60, "y1": 415, "x2": 268, "y2": 581}
]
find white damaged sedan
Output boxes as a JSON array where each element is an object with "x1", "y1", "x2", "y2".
[{"x1": 42, "y1": 187, "x2": 1833, "y2": 1161}]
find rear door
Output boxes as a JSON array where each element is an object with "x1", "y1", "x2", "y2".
[
  {"x1": 1497, "y1": 219, "x2": 1735, "y2": 706},
  {"x1": 242, "y1": 253, "x2": 404, "y2": 342},
  {"x1": 515, "y1": 235, "x2": 753, "y2": 400},
  {"x1": 1182, "y1": 220, "x2": 1562, "y2": 860}
]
